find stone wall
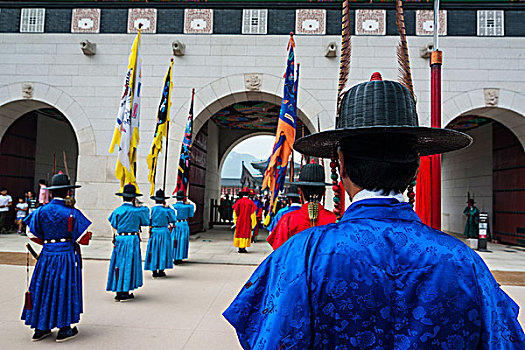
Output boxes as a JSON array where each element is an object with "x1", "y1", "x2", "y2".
[
  {"x1": 1, "y1": 33, "x2": 525, "y2": 236},
  {"x1": 442, "y1": 123, "x2": 493, "y2": 235}
]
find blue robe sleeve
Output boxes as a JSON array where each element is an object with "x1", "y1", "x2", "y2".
[
  {"x1": 223, "y1": 233, "x2": 313, "y2": 349},
  {"x1": 139, "y1": 206, "x2": 150, "y2": 227},
  {"x1": 72, "y1": 209, "x2": 92, "y2": 241},
  {"x1": 189, "y1": 204, "x2": 195, "y2": 218},
  {"x1": 167, "y1": 207, "x2": 177, "y2": 224},
  {"x1": 108, "y1": 209, "x2": 119, "y2": 230},
  {"x1": 24, "y1": 208, "x2": 43, "y2": 240},
  {"x1": 468, "y1": 249, "x2": 525, "y2": 348}
]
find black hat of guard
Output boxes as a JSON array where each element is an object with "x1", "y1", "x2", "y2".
[{"x1": 294, "y1": 74, "x2": 472, "y2": 159}]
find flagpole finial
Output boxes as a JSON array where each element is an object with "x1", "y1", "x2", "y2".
[
  {"x1": 290, "y1": 32, "x2": 294, "y2": 37},
  {"x1": 138, "y1": 23, "x2": 143, "y2": 29},
  {"x1": 171, "y1": 57, "x2": 174, "y2": 62}
]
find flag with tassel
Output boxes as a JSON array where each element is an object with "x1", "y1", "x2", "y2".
[
  {"x1": 109, "y1": 26, "x2": 142, "y2": 191},
  {"x1": 147, "y1": 60, "x2": 173, "y2": 195},
  {"x1": 174, "y1": 89, "x2": 195, "y2": 196},
  {"x1": 262, "y1": 33, "x2": 299, "y2": 225}
]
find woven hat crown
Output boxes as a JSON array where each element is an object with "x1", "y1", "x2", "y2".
[
  {"x1": 298, "y1": 163, "x2": 325, "y2": 184},
  {"x1": 338, "y1": 80, "x2": 418, "y2": 130},
  {"x1": 123, "y1": 184, "x2": 138, "y2": 195},
  {"x1": 50, "y1": 173, "x2": 71, "y2": 187}
]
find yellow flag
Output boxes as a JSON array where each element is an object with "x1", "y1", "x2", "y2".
[
  {"x1": 109, "y1": 29, "x2": 142, "y2": 191},
  {"x1": 147, "y1": 61, "x2": 173, "y2": 195}
]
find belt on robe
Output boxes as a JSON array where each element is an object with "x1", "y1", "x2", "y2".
[
  {"x1": 177, "y1": 220, "x2": 186, "y2": 222},
  {"x1": 44, "y1": 238, "x2": 72, "y2": 244},
  {"x1": 116, "y1": 232, "x2": 138, "y2": 236},
  {"x1": 151, "y1": 226, "x2": 166, "y2": 228}
]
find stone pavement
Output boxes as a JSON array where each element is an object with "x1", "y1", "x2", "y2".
[
  {"x1": 2, "y1": 229, "x2": 525, "y2": 349},
  {"x1": 0, "y1": 227, "x2": 273, "y2": 266},
  {"x1": 2, "y1": 227, "x2": 525, "y2": 271}
]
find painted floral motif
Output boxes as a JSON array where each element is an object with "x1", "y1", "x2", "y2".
[
  {"x1": 128, "y1": 8, "x2": 157, "y2": 34},
  {"x1": 71, "y1": 8, "x2": 100, "y2": 33},
  {"x1": 184, "y1": 9, "x2": 213, "y2": 34},
  {"x1": 416, "y1": 10, "x2": 447, "y2": 36},
  {"x1": 296, "y1": 9, "x2": 326, "y2": 35},
  {"x1": 356, "y1": 9, "x2": 386, "y2": 36}
]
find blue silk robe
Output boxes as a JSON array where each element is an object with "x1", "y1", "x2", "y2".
[
  {"x1": 22, "y1": 198, "x2": 92, "y2": 330},
  {"x1": 224, "y1": 198, "x2": 525, "y2": 349},
  {"x1": 171, "y1": 202, "x2": 195, "y2": 260},
  {"x1": 145, "y1": 205, "x2": 177, "y2": 271},
  {"x1": 106, "y1": 203, "x2": 149, "y2": 292}
]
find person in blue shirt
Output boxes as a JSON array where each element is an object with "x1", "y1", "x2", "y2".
[
  {"x1": 107, "y1": 184, "x2": 149, "y2": 302},
  {"x1": 145, "y1": 189, "x2": 176, "y2": 278},
  {"x1": 23, "y1": 172, "x2": 92, "y2": 342},
  {"x1": 266, "y1": 184, "x2": 301, "y2": 233},
  {"x1": 171, "y1": 190, "x2": 195, "y2": 265},
  {"x1": 224, "y1": 74, "x2": 525, "y2": 349}
]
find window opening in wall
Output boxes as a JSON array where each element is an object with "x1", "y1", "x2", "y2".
[
  {"x1": 477, "y1": 10, "x2": 504, "y2": 36},
  {"x1": 20, "y1": 8, "x2": 45, "y2": 33},
  {"x1": 242, "y1": 9, "x2": 267, "y2": 35}
]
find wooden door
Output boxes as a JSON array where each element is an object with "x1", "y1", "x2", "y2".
[
  {"x1": 0, "y1": 112, "x2": 37, "y2": 226},
  {"x1": 493, "y1": 122, "x2": 525, "y2": 245},
  {"x1": 188, "y1": 122, "x2": 207, "y2": 234}
]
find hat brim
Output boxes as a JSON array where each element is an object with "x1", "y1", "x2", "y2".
[
  {"x1": 294, "y1": 126, "x2": 473, "y2": 158},
  {"x1": 286, "y1": 193, "x2": 301, "y2": 198},
  {"x1": 116, "y1": 192, "x2": 143, "y2": 197},
  {"x1": 294, "y1": 181, "x2": 331, "y2": 187},
  {"x1": 173, "y1": 196, "x2": 187, "y2": 199},
  {"x1": 47, "y1": 184, "x2": 81, "y2": 190},
  {"x1": 150, "y1": 196, "x2": 170, "y2": 200}
]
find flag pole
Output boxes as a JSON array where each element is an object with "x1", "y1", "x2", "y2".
[
  {"x1": 186, "y1": 88, "x2": 195, "y2": 198},
  {"x1": 430, "y1": 0, "x2": 442, "y2": 230},
  {"x1": 162, "y1": 58, "x2": 174, "y2": 192}
]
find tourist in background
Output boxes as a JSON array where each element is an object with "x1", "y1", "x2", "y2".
[
  {"x1": 15, "y1": 197, "x2": 28, "y2": 234},
  {"x1": 0, "y1": 187, "x2": 12, "y2": 234},
  {"x1": 38, "y1": 179, "x2": 49, "y2": 205}
]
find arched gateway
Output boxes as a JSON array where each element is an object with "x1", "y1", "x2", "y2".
[{"x1": 171, "y1": 73, "x2": 326, "y2": 232}]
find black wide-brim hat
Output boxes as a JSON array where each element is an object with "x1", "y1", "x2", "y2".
[
  {"x1": 286, "y1": 184, "x2": 300, "y2": 198},
  {"x1": 47, "y1": 173, "x2": 81, "y2": 190},
  {"x1": 294, "y1": 76, "x2": 472, "y2": 159},
  {"x1": 173, "y1": 190, "x2": 187, "y2": 200},
  {"x1": 294, "y1": 162, "x2": 330, "y2": 187},
  {"x1": 116, "y1": 184, "x2": 142, "y2": 198},
  {"x1": 151, "y1": 189, "x2": 170, "y2": 201}
]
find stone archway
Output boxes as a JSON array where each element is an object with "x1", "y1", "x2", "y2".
[
  {"x1": 172, "y1": 73, "x2": 329, "y2": 232},
  {"x1": 442, "y1": 105, "x2": 525, "y2": 245},
  {"x1": 443, "y1": 88, "x2": 525, "y2": 149}
]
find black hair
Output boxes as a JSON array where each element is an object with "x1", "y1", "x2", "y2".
[
  {"x1": 155, "y1": 199, "x2": 165, "y2": 205},
  {"x1": 288, "y1": 196, "x2": 301, "y2": 204},
  {"x1": 340, "y1": 134, "x2": 419, "y2": 194},
  {"x1": 39, "y1": 179, "x2": 46, "y2": 185},
  {"x1": 299, "y1": 186, "x2": 325, "y2": 202},
  {"x1": 123, "y1": 196, "x2": 134, "y2": 203},
  {"x1": 51, "y1": 188, "x2": 69, "y2": 198}
]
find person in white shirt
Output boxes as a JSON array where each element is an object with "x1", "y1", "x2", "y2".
[
  {"x1": 15, "y1": 197, "x2": 28, "y2": 234},
  {"x1": 0, "y1": 187, "x2": 13, "y2": 234}
]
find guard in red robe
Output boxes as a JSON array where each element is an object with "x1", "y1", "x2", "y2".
[
  {"x1": 267, "y1": 162, "x2": 336, "y2": 250},
  {"x1": 232, "y1": 187, "x2": 257, "y2": 253},
  {"x1": 251, "y1": 191, "x2": 264, "y2": 243}
]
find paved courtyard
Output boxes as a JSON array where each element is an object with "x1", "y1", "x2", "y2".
[{"x1": 1, "y1": 229, "x2": 525, "y2": 349}]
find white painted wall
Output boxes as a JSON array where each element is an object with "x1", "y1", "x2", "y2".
[
  {"x1": 442, "y1": 123, "x2": 493, "y2": 234},
  {"x1": 1, "y1": 33, "x2": 525, "y2": 236}
]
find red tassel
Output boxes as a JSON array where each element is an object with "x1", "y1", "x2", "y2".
[
  {"x1": 148, "y1": 252, "x2": 152, "y2": 263},
  {"x1": 24, "y1": 291, "x2": 33, "y2": 310},
  {"x1": 68, "y1": 210, "x2": 74, "y2": 232},
  {"x1": 173, "y1": 239, "x2": 177, "y2": 249},
  {"x1": 115, "y1": 267, "x2": 119, "y2": 282}
]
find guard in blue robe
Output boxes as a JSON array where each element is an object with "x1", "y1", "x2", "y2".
[
  {"x1": 22, "y1": 173, "x2": 92, "y2": 342},
  {"x1": 266, "y1": 184, "x2": 301, "y2": 233},
  {"x1": 224, "y1": 75, "x2": 525, "y2": 348},
  {"x1": 145, "y1": 189, "x2": 176, "y2": 278},
  {"x1": 107, "y1": 184, "x2": 149, "y2": 301},
  {"x1": 172, "y1": 191, "x2": 195, "y2": 264}
]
